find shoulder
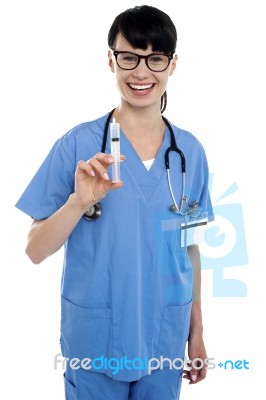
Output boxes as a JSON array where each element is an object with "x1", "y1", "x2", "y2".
[
  {"x1": 168, "y1": 121, "x2": 209, "y2": 168},
  {"x1": 169, "y1": 121, "x2": 207, "y2": 155},
  {"x1": 54, "y1": 114, "x2": 108, "y2": 158},
  {"x1": 61, "y1": 114, "x2": 107, "y2": 143},
  {"x1": 171, "y1": 122, "x2": 204, "y2": 149}
]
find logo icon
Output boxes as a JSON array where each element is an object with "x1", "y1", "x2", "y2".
[{"x1": 199, "y1": 175, "x2": 248, "y2": 297}]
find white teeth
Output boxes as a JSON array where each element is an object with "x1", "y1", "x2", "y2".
[{"x1": 129, "y1": 84, "x2": 153, "y2": 90}]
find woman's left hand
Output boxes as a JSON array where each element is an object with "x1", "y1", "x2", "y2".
[{"x1": 183, "y1": 334, "x2": 208, "y2": 384}]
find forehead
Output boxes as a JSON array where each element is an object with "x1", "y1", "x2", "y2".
[{"x1": 114, "y1": 33, "x2": 153, "y2": 53}]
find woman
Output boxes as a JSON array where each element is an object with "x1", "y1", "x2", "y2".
[{"x1": 16, "y1": 5, "x2": 214, "y2": 399}]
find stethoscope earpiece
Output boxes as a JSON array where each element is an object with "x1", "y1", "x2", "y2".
[{"x1": 84, "y1": 203, "x2": 102, "y2": 221}]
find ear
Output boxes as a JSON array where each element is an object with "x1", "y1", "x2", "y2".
[
  {"x1": 108, "y1": 50, "x2": 115, "y2": 73},
  {"x1": 169, "y1": 54, "x2": 178, "y2": 76}
]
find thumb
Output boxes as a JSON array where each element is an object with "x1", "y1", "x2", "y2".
[{"x1": 190, "y1": 365, "x2": 197, "y2": 383}]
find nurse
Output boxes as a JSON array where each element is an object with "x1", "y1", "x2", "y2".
[{"x1": 16, "y1": 5, "x2": 214, "y2": 400}]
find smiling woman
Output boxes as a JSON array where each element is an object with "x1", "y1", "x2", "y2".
[
  {"x1": 15, "y1": 5, "x2": 213, "y2": 400},
  {"x1": 108, "y1": 32, "x2": 177, "y2": 117}
]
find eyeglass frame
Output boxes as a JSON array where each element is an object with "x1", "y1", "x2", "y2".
[{"x1": 112, "y1": 51, "x2": 174, "y2": 72}]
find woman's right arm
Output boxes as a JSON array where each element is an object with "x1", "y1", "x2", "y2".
[{"x1": 26, "y1": 153, "x2": 124, "y2": 264}]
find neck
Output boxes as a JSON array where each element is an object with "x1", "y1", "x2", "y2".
[
  {"x1": 113, "y1": 102, "x2": 165, "y2": 139},
  {"x1": 112, "y1": 102, "x2": 166, "y2": 160}
]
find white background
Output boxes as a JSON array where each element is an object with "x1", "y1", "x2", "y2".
[{"x1": 0, "y1": 0, "x2": 265, "y2": 398}]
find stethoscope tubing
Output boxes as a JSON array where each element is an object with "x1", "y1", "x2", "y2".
[
  {"x1": 85, "y1": 109, "x2": 188, "y2": 220},
  {"x1": 102, "y1": 109, "x2": 186, "y2": 171}
]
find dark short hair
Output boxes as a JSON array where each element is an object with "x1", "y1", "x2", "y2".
[{"x1": 108, "y1": 5, "x2": 177, "y2": 54}]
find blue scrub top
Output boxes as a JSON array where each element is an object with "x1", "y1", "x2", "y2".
[{"x1": 16, "y1": 113, "x2": 214, "y2": 381}]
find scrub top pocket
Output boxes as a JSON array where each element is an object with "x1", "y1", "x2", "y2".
[
  {"x1": 63, "y1": 373, "x2": 79, "y2": 400},
  {"x1": 156, "y1": 299, "x2": 192, "y2": 360},
  {"x1": 60, "y1": 297, "x2": 111, "y2": 370}
]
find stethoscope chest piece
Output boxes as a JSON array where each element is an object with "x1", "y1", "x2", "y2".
[
  {"x1": 84, "y1": 203, "x2": 101, "y2": 221},
  {"x1": 170, "y1": 200, "x2": 199, "y2": 216}
]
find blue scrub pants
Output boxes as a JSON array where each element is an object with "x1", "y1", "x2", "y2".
[{"x1": 64, "y1": 366, "x2": 183, "y2": 400}]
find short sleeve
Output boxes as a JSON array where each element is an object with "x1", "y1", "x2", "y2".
[
  {"x1": 185, "y1": 133, "x2": 214, "y2": 223},
  {"x1": 15, "y1": 134, "x2": 76, "y2": 220},
  {"x1": 200, "y1": 164, "x2": 214, "y2": 222}
]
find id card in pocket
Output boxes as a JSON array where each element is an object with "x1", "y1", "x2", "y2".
[{"x1": 181, "y1": 213, "x2": 208, "y2": 247}]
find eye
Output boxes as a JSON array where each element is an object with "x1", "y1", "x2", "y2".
[
  {"x1": 120, "y1": 53, "x2": 138, "y2": 63},
  {"x1": 149, "y1": 55, "x2": 165, "y2": 64}
]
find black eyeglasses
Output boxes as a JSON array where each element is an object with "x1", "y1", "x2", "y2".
[{"x1": 112, "y1": 51, "x2": 173, "y2": 72}]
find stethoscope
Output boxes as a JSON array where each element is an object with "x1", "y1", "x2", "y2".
[{"x1": 84, "y1": 108, "x2": 198, "y2": 220}]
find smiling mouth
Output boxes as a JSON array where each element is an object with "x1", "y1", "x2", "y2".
[{"x1": 128, "y1": 83, "x2": 155, "y2": 91}]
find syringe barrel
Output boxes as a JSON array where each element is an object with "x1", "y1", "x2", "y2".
[
  {"x1": 111, "y1": 161, "x2": 121, "y2": 183},
  {"x1": 110, "y1": 118, "x2": 121, "y2": 182}
]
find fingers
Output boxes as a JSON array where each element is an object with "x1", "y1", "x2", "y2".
[
  {"x1": 76, "y1": 154, "x2": 112, "y2": 180},
  {"x1": 89, "y1": 153, "x2": 114, "y2": 180},
  {"x1": 183, "y1": 363, "x2": 207, "y2": 384},
  {"x1": 183, "y1": 369, "x2": 191, "y2": 380},
  {"x1": 76, "y1": 160, "x2": 97, "y2": 177},
  {"x1": 189, "y1": 366, "x2": 198, "y2": 384},
  {"x1": 79, "y1": 153, "x2": 125, "y2": 181},
  {"x1": 89, "y1": 157, "x2": 110, "y2": 180},
  {"x1": 183, "y1": 371, "x2": 206, "y2": 385},
  {"x1": 196, "y1": 364, "x2": 207, "y2": 382},
  {"x1": 108, "y1": 180, "x2": 124, "y2": 190}
]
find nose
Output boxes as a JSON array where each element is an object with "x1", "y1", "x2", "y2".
[{"x1": 132, "y1": 58, "x2": 150, "y2": 77}]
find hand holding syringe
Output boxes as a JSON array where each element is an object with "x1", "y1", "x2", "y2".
[
  {"x1": 73, "y1": 118, "x2": 123, "y2": 216},
  {"x1": 110, "y1": 118, "x2": 121, "y2": 182}
]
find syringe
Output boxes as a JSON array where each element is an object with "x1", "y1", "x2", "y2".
[{"x1": 110, "y1": 118, "x2": 121, "y2": 182}]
